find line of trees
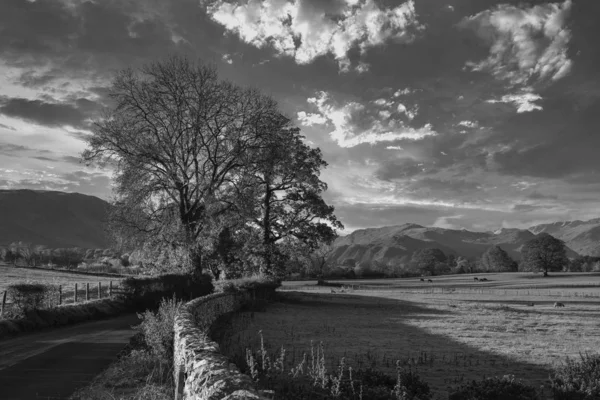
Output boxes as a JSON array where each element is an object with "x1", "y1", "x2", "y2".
[
  {"x1": 305, "y1": 232, "x2": 584, "y2": 279},
  {"x1": 83, "y1": 56, "x2": 342, "y2": 280},
  {"x1": 0, "y1": 243, "x2": 125, "y2": 269}
]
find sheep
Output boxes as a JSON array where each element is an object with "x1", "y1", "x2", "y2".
[
  {"x1": 526, "y1": 302, "x2": 534, "y2": 307},
  {"x1": 554, "y1": 302, "x2": 565, "y2": 308},
  {"x1": 480, "y1": 278, "x2": 488, "y2": 282},
  {"x1": 420, "y1": 278, "x2": 425, "y2": 282},
  {"x1": 427, "y1": 279, "x2": 433, "y2": 283},
  {"x1": 331, "y1": 289, "x2": 337, "y2": 294},
  {"x1": 473, "y1": 277, "x2": 479, "y2": 281}
]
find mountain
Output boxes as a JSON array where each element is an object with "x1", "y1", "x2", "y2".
[
  {"x1": 330, "y1": 223, "x2": 579, "y2": 267},
  {"x1": 0, "y1": 189, "x2": 111, "y2": 249},
  {"x1": 528, "y1": 218, "x2": 600, "y2": 257}
]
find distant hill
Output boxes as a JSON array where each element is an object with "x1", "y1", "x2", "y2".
[
  {"x1": 0, "y1": 189, "x2": 111, "y2": 249},
  {"x1": 330, "y1": 223, "x2": 581, "y2": 267},
  {"x1": 528, "y1": 218, "x2": 600, "y2": 257}
]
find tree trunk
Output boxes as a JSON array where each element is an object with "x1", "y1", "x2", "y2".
[{"x1": 543, "y1": 270, "x2": 548, "y2": 277}]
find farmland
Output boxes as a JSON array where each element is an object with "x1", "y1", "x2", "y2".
[
  {"x1": 0, "y1": 263, "x2": 124, "y2": 310},
  {"x1": 216, "y1": 272, "x2": 600, "y2": 399}
]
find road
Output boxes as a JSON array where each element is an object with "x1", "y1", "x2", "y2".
[{"x1": 0, "y1": 313, "x2": 140, "y2": 400}]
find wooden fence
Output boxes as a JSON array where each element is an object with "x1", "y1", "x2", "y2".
[{"x1": 0, "y1": 280, "x2": 124, "y2": 318}]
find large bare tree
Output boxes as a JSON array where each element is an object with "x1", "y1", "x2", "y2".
[{"x1": 83, "y1": 56, "x2": 282, "y2": 275}]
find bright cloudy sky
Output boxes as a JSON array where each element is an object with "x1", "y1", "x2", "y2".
[{"x1": 1, "y1": 0, "x2": 599, "y2": 233}]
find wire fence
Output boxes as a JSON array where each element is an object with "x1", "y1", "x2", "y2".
[{"x1": 0, "y1": 280, "x2": 126, "y2": 318}]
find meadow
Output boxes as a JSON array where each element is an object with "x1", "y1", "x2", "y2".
[
  {"x1": 0, "y1": 264, "x2": 124, "y2": 312},
  {"x1": 215, "y1": 272, "x2": 600, "y2": 399}
]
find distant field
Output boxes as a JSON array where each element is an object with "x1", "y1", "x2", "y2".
[
  {"x1": 218, "y1": 272, "x2": 600, "y2": 399},
  {"x1": 0, "y1": 264, "x2": 124, "y2": 307}
]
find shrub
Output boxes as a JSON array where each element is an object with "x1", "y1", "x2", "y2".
[
  {"x1": 214, "y1": 274, "x2": 280, "y2": 301},
  {"x1": 448, "y1": 375, "x2": 540, "y2": 400},
  {"x1": 551, "y1": 353, "x2": 600, "y2": 400},
  {"x1": 135, "y1": 296, "x2": 183, "y2": 365},
  {"x1": 120, "y1": 273, "x2": 213, "y2": 308},
  {"x1": 7, "y1": 283, "x2": 59, "y2": 315}
]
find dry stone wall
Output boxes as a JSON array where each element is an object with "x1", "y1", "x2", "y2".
[{"x1": 173, "y1": 292, "x2": 271, "y2": 400}]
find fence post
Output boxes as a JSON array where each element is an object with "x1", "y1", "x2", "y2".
[
  {"x1": 59, "y1": 285, "x2": 62, "y2": 305},
  {"x1": 109, "y1": 281, "x2": 113, "y2": 298},
  {"x1": 98, "y1": 282, "x2": 101, "y2": 299},
  {"x1": 75, "y1": 283, "x2": 78, "y2": 303},
  {"x1": 86, "y1": 283, "x2": 89, "y2": 301},
  {"x1": 1, "y1": 291, "x2": 6, "y2": 317}
]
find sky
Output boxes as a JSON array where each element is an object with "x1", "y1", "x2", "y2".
[{"x1": 1, "y1": 0, "x2": 600, "y2": 233}]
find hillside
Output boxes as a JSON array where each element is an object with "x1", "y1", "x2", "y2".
[
  {"x1": 0, "y1": 189, "x2": 111, "y2": 249},
  {"x1": 330, "y1": 223, "x2": 580, "y2": 267},
  {"x1": 528, "y1": 218, "x2": 600, "y2": 257}
]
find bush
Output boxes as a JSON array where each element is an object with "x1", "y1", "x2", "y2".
[
  {"x1": 120, "y1": 273, "x2": 213, "y2": 309},
  {"x1": 214, "y1": 274, "x2": 280, "y2": 301},
  {"x1": 7, "y1": 283, "x2": 59, "y2": 315},
  {"x1": 551, "y1": 353, "x2": 600, "y2": 400},
  {"x1": 135, "y1": 296, "x2": 183, "y2": 365},
  {"x1": 449, "y1": 375, "x2": 540, "y2": 400}
]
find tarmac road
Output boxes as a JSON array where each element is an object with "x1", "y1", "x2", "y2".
[{"x1": 0, "y1": 313, "x2": 140, "y2": 400}]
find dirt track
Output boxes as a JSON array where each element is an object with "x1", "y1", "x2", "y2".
[{"x1": 0, "y1": 313, "x2": 140, "y2": 400}]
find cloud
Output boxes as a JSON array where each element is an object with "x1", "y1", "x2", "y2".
[
  {"x1": 0, "y1": 96, "x2": 100, "y2": 128},
  {"x1": 204, "y1": 0, "x2": 424, "y2": 71},
  {"x1": 433, "y1": 214, "x2": 465, "y2": 229},
  {"x1": 297, "y1": 111, "x2": 328, "y2": 126},
  {"x1": 222, "y1": 53, "x2": 234, "y2": 64},
  {"x1": 301, "y1": 91, "x2": 436, "y2": 147},
  {"x1": 527, "y1": 190, "x2": 558, "y2": 200},
  {"x1": 487, "y1": 90, "x2": 543, "y2": 113},
  {"x1": 457, "y1": 120, "x2": 478, "y2": 128},
  {"x1": 460, "y1": 0, "x2": 573, "y2": 86},
  {"x1": 512, "y1": 203, "x2": 549, "y2": 212}
]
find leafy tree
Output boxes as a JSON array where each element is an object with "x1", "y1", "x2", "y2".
[
  {"x1": 480, "y1": 245, "x2": 518, "y2": 272},
  {"x1": 520, "y1": 233, "x2": 568, "y2": 276},
  {"x1": 411, "y1": 248, "x2": 448, "y2": 276},
  {"x1": 569, "y1": 255, "x2": 600, "y2": 272},
  {"x1": 238, "y1": 115, "x2": 342, "y2": 275},
  {"x1": 83, "y1": 56, "x2": 288, "y2": 276}
]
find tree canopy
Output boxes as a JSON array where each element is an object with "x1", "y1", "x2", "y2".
[
  {"x1": 480, "y1": 245, "x2": 518, "y2": 272},
  {"x1": 410, "y1": 248, "x2": 448, "y2": 276},
  {"x1": 520, "y1": 233, "x2": 568, "y2": 276},
  {"x1": 83, "y1": 56, "x2": 341, "y2": 278}
]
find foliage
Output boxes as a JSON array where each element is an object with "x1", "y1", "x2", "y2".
[
  {"x1": 242, "y1": 332, "x2": 431, "y2": 400},
  {"x1": 135, "y1": 296, "x2": 183, "y2": 364},
  {"x1": 568, "y1": 256, "x2": 600, "y2": 272},
  {"x1": 7, "y1": 282, "x2": 59, "y2": 315},
  {"x1": 480, "y1": 245, "x2": 518, "y2": 272},
  {"x1": 120, "y1": 273, "x2": 213, "y2": 308},
  {"x1": 520, "y1": 233, "x2": 568, "y2": 276},
  {"x1": 551, "y1": 353, "x2": 600, "y2": 400},
  {"x1": 410, "y1": 248, "x2": 448, "y2": 276},
  {"x1": 83, "y1": 56, "x2": 341, "y2": 279},
  {"x1": 448, "y1": 375, "x2": 540, "y2": 400}
]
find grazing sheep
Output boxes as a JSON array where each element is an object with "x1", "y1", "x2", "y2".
[
  {"x1": 420, "y1": 278, "x2": 425, "y2": 282},
  {"x1": 474, "y1": 277, "x2": 479, "y2": 281},
  {"x1": 480, "y1": 278, "x2": 488, "y2": 282},
  {"x1": 554, "y1": 302, "x2": 565, "y2": 308},
  {"x1": 427, "y1": 279, "x2": 433, "y2": 283},
  {"x1": 527, "y1": 303, "x2": 534, "y2": 307}
]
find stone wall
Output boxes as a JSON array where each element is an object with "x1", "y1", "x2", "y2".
[{"x1": 173, "y1": 292, "x2": 270, "y2": 400}]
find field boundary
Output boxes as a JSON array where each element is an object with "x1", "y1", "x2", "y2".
[{"x1": 1, "y1": 263, "x2": 133, "y2": 278}]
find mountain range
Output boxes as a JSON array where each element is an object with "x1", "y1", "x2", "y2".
[
  {"x1": 330, "y1": 219, "x2": 600, "y2": 267},
  {"x1": 0, "y1": 189, "x2": 599, "y2": 262},
  {"x1": 0, "y1": 189, "x2": 111, "y2": 249}
]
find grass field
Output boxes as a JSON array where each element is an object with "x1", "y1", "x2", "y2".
[
  {"x1": 0, "y1": 264, "x2": 124, "y2": 310},
  {"x1": 216, "y1": 272, "x2": 600, "y2": 399}
]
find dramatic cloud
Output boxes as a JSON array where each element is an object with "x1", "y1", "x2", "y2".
[
  {"x1": 461, "y1": 0, "x2": 573, "y2": 86},
  {"x1": 204, "y1": 0, "x2": 424, "y2": 71},
  {"x1": 298, "y1": 91, "x2": 436, "y2": 147},
  {"x1": 0, "y1": 96, "x2": 99, "y2": 128},
  {"x1": 487, "y1": 90, "x2": 543, "y2": 113}
]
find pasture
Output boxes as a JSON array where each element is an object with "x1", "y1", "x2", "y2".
[
  {"x1": 216, "y1": 272, "x2": 600, "y2": 399},
  {"x1": 0, "y1": 264, "x2": 124, "y2": 311}
]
